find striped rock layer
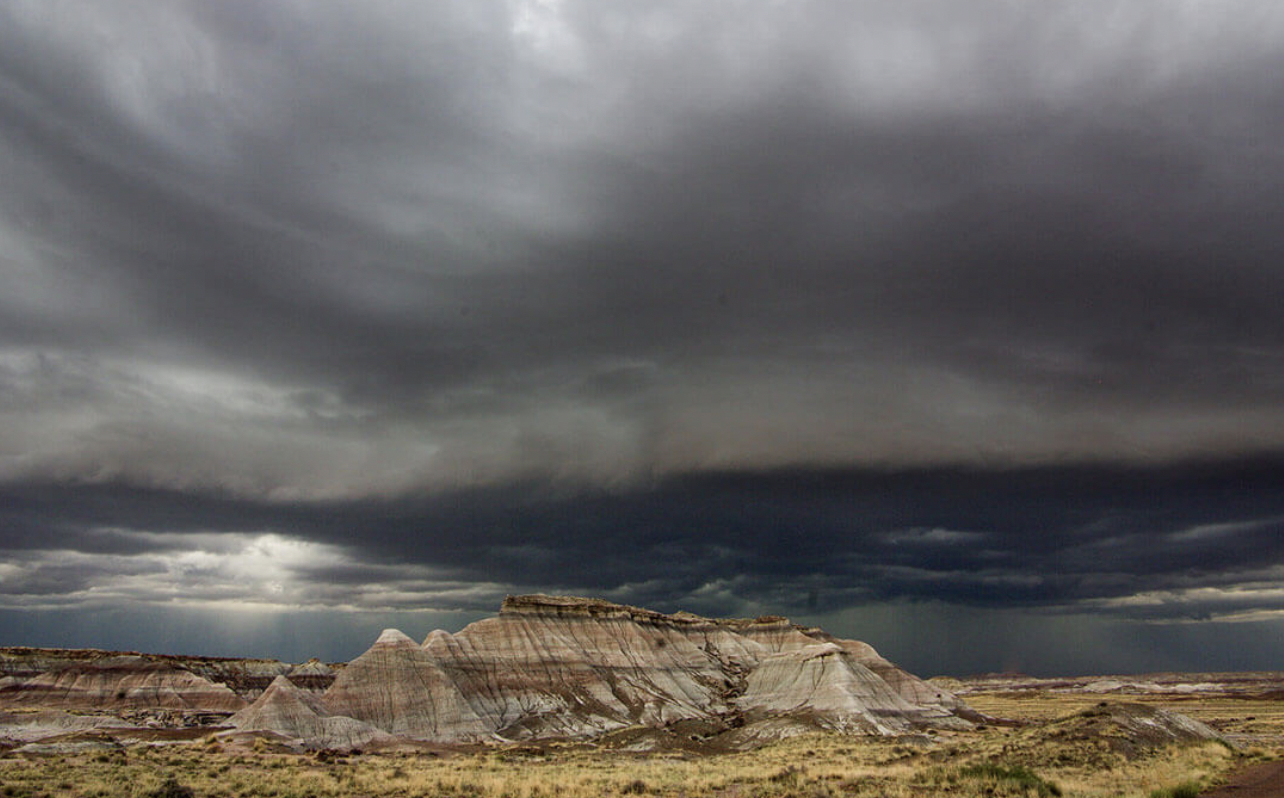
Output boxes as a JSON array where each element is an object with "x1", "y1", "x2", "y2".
[
  {"x1": 290, "y1": 595, "x2": 975, "y2": 744},
  {"x1": 0, "y1": 656, "x2": 246, "y2": 712}
]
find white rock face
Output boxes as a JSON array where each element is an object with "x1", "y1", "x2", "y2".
[
  {"x1": 739, "y1": 643, "x2": 916, "y2": 733},
  {"x1": 230, "y1": 675, "x2": 394, "y2": 751},
  {"x1": 302, "y1": 595, "x2": 975, "y2": 745},
  {"x1": 322, "y1": 627, "x2": 490, "y2": 741},
  {"x1": 811, "y1": 634, "x2": 973, "y2": 720}
]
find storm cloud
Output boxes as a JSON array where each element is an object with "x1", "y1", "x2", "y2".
[{"x1": 2, "y1": 1, "x2": 1283, "y2": 673}]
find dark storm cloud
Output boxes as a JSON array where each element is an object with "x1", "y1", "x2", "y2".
[
  {"x1": 3, "y1": 458, "x2": 1283, "y2": 625},
  {"x1": 2, "y1": 2, "x2": 1284, "y2": 496},
  {"x1": 3, "y1": 2, "x2": 1284, "y2": 668}
]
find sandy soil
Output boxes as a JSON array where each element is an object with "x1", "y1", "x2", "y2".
[{"x1": 1202, "y1": 760, "x2": 1284, "y2": 798}]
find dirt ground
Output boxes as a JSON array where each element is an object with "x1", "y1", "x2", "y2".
[{"x1": 1201, "y1": 759, "x2": 1284, "y2": 798}]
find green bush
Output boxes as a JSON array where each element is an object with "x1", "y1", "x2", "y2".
[
  {"x1": 1148, "y1": 783, "x2": 1201, "y2": 798},
  {"x1": 958, "y1": 763, "x2": 1063, "y2": 797}
]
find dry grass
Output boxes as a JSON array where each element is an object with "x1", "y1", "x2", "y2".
[
  {"x1": 0, "y1": 732, "x2": 1257, "y2": 798},
  {"x1": 2, "y1": 690, "x2": 1281, "y2": 798},
  {"x1": 963, "y1": 691, "x2": 1284, "y2": 739}
]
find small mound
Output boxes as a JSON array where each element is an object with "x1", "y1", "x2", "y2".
[
  {"x1": 12, "y1": 730, "x2": 124, "y2": 756},
  {"x1": 1006, "y1": 702, "x2": 1228, "y2": 767},
  {"x1": 1061, "y1": 702, "x2": 1224, "y2": 751}
]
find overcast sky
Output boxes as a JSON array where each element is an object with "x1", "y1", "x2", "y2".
[{"x1": 2, "y1": 0, "x2": 1284, "y2": 676}]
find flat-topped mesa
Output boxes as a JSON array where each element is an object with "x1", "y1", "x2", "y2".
[
  {"x1": 499, "y1": 594, "x2": 709, "y2": 626},
  {"x1": 499, "y1": 594, "x2": 803, "y2": 632},
  {"x1": 231, "y1": 595, "x2": 978, "y2": 749}
]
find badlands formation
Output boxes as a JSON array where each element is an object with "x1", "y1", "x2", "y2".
[
  {"x1": 0, "y1": 595, "x2": 982, "y2": 752},
  {"x1": 0, "y1": 656, "x2": 245, "y2": 712},
  {"x1": 232, "y1": 594, "x2": 977, "y2": 749}
]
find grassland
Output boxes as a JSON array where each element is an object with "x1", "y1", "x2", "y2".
[
  {"x1": 0, "y1": 689, "x2": 1279, "y2": 798},
  {"x1": 962, "y1": 690, "x2": 1284, "y2": 743}
]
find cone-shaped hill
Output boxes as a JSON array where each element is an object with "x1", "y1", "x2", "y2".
[{"x1": 229, "y1": 675, "x2": 395, "y2": 751}]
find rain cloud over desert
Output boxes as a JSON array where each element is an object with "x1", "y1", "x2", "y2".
[{"x1": 1, "y1": 0, "x2": 1283, "y2": 676}]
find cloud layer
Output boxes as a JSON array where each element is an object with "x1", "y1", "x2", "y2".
[
  {"x1": 4, "y1": 1, "x2": 1284, "y2": 496},
  {"x1": 2, "y1": 1, "x2": 1284, "y2": 671},
  {"x1": 4, "y1": 459, "x2": 1284, "y2": 624}
]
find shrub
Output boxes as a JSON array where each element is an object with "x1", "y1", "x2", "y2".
[
  {"x1": 769, "y1": 766, "x2": 804, "y2": 785},
  {"x1": 957, "y1": 763, "x2": 1063, "y2": 797},
  {"x1": 144, "y1": 777, "x2": 196, "y2": 798},
  {"x1": 1148, "y1": 783, "x2": 1201, "y2": 798}
]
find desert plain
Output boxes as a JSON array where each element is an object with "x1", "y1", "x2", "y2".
[{"x1": 0, "y1": 597, "x2": 1280, "y2": 798}]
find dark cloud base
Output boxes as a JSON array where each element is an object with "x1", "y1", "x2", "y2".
[{"x1": 2, "y1": 456, "x2": 1283, "y2": 673}]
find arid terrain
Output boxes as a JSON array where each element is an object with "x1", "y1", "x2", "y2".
[
  {"x1": 0, "y1": 598, "x2": 1280, "y2": 797},
  {"x1": 0, "y1": 691, "x2": 1276, "y2": 798}
]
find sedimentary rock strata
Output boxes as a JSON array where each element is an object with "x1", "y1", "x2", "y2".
[
  {"x1": 286, "y1": 659, "x2": 336, "y2": 692},
  {"x1": 0, "y1": 596, "x2": 978, "y2": 750},
  {"x1": 316, "y1": 595, "x2": 975, "y2": 745},
  {"x1": 0, "y1": 656, "x2": 245, "y2": 712},
  {"x1": 229, "y1": 675, "x2": 394, "y2": 750},
  {"x1": 0, "y1": 648, "x2": 336, "y2": 699},
  {"x1": 323, "y1": 629, "x2": 490, "y2": 741},
  {"x1": 0, "y1": 710, "x2": 134, "y2": 744}
]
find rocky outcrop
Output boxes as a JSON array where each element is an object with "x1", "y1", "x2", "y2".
[
  {"x1": 322, "y1": 629, "x2": 490, "y2": 741},
  {"x1": 184, "y1": 659, "x2": 294, "y2": 698},
  {"x1": 0, "y1": 656, "x2": 246, "y2": 712},
  {"x1": 422, "y1": 598, "x2": 758, "y2": 739},
  {"x1": 997, "y1": 701, "x2": 1231, "y2": 765},
  {"x1": 229, "y1": 675, "x2": 393, "y2": 751},
  {"x1": 0, "y1": 648, "x2": 339, "y2": 700},
  {"x1": 739, "y1": 642, "x2": 955, "y2": 734},
  {"x1": 308, "y1": 595, "x2": 974, "y2": 746},
  {"x1": 286, "y1": 659, "x2": 336, "y2": 692},
  {"x1": 0, "y1": 710, "x2": 134, "y2": 744},
  {"x1": 805, "y1": 634, "x2": 976, "y2": 721}
]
